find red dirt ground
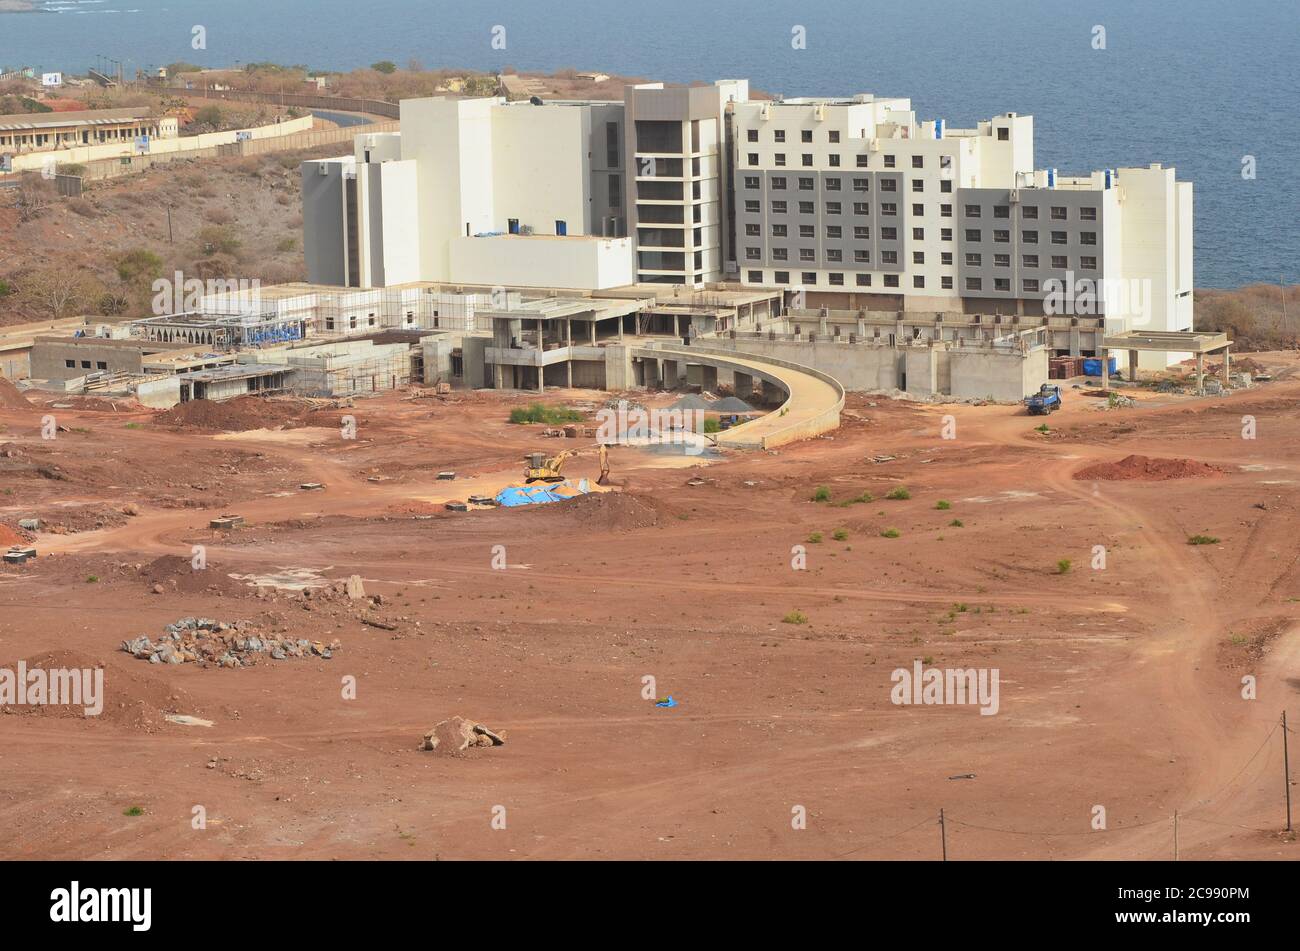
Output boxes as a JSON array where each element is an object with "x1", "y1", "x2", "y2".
[
  {"x1": 1, "y1": 364, "x2": 1298, "y2": 860},
  {"x1": 1073, "y1": 454, "x2": 1227, "y2": 481}
]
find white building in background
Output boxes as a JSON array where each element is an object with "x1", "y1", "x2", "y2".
[{"x1": 302, "y1": 78, "x2": 1192, "y2": 365}]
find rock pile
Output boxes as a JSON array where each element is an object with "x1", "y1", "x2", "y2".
[
  {"x1": 420, "y1": 716, "x2": 507, "y2": 753},
  {"x1": 121, "y1": 617, "x2": 341, "y2": 668}
]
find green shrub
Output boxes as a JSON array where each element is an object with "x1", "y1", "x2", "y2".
[
  {"x1": 1188, "y1": 534, "x2": 1219, "y2": 545},
  {"x1": 811, "y1": 485, "x2": 831, "y2": 502},
  {"x1": 702, "y1": 418, "x2": 721, "y2": 434},
  {"x1": 935, "y1": 500, "x2": 951, "y2": 510},
  {"x1": 507, "y1": 403, "x2": 584, "y2": 425},
  {"x1": 115, "y1": 248, "x2": 163, "y2": 285},
  {"x1": 885, "y1": 486, "x2": 910, "y2": 500},
  {"x1": 949, "y1": 519, "x2": 964, "y2": 527},
  {"x1": 123, "y1": 806, "x2": 144, "y2": 817},
  {"x1": 832, "y1": 528, "x2": 848, "y2": 541},
  {"x1": 881, "y1": 528, "x2": 901, "y2": 538},
  {"x1": 781, "y1": 610, "x2": 808, "y2": 625},
  {"x1": 807, "y1": 532, "x2": 823, "y2": 544},
  {"x1": 1056, "y1": 558, "x2": 1072, "y2": 574}
]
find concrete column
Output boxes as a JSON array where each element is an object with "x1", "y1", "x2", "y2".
[
  {"x1": 566, "y1": 319, "x2": 572, "y2": 348},
  {"x1": 618, "y1": 316, "x2": 624, "y2": 340},
  {"x1": 590, "y1": 321, "x2": 596, "y2": 345},
  {"x1": 537, "y1": 365, "x2": 545, "y2": 392},
  {"x1": 1099, "y1": 347, "x2": 1109, "y2": 391},
  {"x1": 1195, "y1": 352, "x2": 1204, "y2": 395},
  {"x1": 762, "y1": 379, "x2": 784, "y2": 404},
  {"x1": 700, "y1": 365, "x2": 718, "y2": 392},
  {"x1": 1069, "y1": 327, "x2": 1081, "y2": 357},
  {"x1": 565, "y1": 362, "x2": 573, "y2": 387},
  {"x1": 1127, "y1": 348, "x2": 1138, "y2": 382},
  {"x1": 1223, "y1": 347, "x2": 1231, "y2": 382},
  {"x1": 733, "y1": 372, "x2": 754, "y2": 399}
]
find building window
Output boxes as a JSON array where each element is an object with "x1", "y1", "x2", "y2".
[
  {"x1": 772, "y1": 201, "x2": 787, "y2": 214},
  {"x1": 913, "y1": 251, "x2": 925, "y2": 264},
  {"x1": 800, "y1": 248, "x2": 815, "y2": 262},
  {"x1": 825, "y1": 201, "x2": 841, "y2": 215},
  {"x1": 1051, "y1": 206, "x2": 1067, "y2": 220},
  {"x1": 965, "y1": 277, "x2": 982, "y2": 291},
  {"x1": 827, "y1": 249, "x2": 843, "y2": 264},
  {"x1": 802, "y1": 272, "x2": 818, "y2": 284},
  {"x1": 911, "y1": 155, "x2": 924, "y2": 169},
  {"x1": 856, "y1": 273, "x2": 872, "y2": 286},
  {"x1": 829, "y1": 272, "x2": 844, "y2": 285},
  {"x1": 940, "y1": 179, "x2": 953, "y2": 193},
  {"x1": 941, "y1": 228, "x2": 953, "y2": 241},
  {"x1": 775, "y1": 153, "x2": 786, "y2": 166},
  {"x1": 772, "y1": 176, "x2": 787, "y2": 190},
  {"x1": 1023, "y1": 254, "x2": 1038, "y2": 268},
  {"x1": 773, "y1": 248, "x2": 788, "y2": 261},
  {"x1": 912, "y1": 203, "x2": 924, "y2": 217},
  {"x1": 941, "y1": 276, "x2": 953, "y2": 289},
  {"x1": 994, "y1": 206, "x2": 1010, "y2": 218},
  {"x1": 1051, "y1": 231, "x2": 1067, "y2": 244},
  {"x1": 80, "y1": 360, "x2": 91, "y2": 369},
  {"x1": 854, "y1": 249, "x2": 870, "y2": 263},
  {"x1": 965, "y1": 228, "x2": 981, "y2": 242},
  {"x1": 744, "y1": 175, "x2": 760, "y2": 189},
  {"x1": 830, "y1": 153, "x2": 842, "y2": 167},
  {"x1": 825, "y1": 177, "x2": 841, "y2": 191},
  {"x1": 940, "y1": 204, "x2": 953, "y2": 217},
  {"x1": 747, "y1": 270, "x2": 763, "y2": 282},
  {"x1": 994, "y1": 277, "x2": 1010, "y2": 291},
  {"x1": 881, "y1": 202, "x2": 897, "y2": 216},
  {"x1": 64, "y1": 359, "x2": 75, "y2": 368},
  {"x1": 881, "y1": 227, "x2": 897, "y2": 240},
  {"x1": 884, "y1": 274, "x2": 899, "y2": 287},
  {"x1": 608, "y1": 173, "x2": 621, "y2": 206},
  {"x1": 826, "y1": 225, "x2": 842, "y2": 238},
  {"x1": 747, "y1": 153, "x2": 758, "y2": 166},
  {"x1": 1022, "y1": 206, "x2": 1038, "y2": 219},
  {"x1": 913, "y1": 275, "x2": 925, "y2": 288},
  {"x1": 772, "y1": 224, "x2": 788, "y2": 237},
  {"x1": 912, "y1": 227, "x2": 925, "y2": 240},
  {"x1": 853, "y1": 202, "x2": 869, "y2": 215},
  {"x1": 1051, "y1": 255, "x2": 1068, "y2": 269},
  {"x1": 746, "y1": 129, "x2": 758, "y2": 142},
  {"x1": 745, "y1": 223, "x2": 760, "y2": 236},
  {"x1": 997, "y1": 127, "x2": 1009, "y2": 141},
  {"x1": 801, "y1": 130, "x2": 813, "y2": 143},
  {"x1": 800, "y1": 154, "x2": 813, "y2": 167},
  {"x1": 774, "y1": 129, "x2": 786, "y2": 143},
  {"x1": 856, "y1": 154, "x2": 869, "y2": 168},
  {"x1": 1080, "y1": 207, "x2": 1097, "y2": 221},
  {"x1": 994, "y1": 230, "x2": 1010, "y2": 243},
  {"x1": 1081, "y1": 231, "x2": 1097, "y2": 245},
  {"x1": 940, "y1": 251, "x2": 952, "y2": 265},
  {"x1": 1081, "y1": 255, "x2": 1098, "y2": 270},
  {"x1": 884, "y1": 154, "x2": 896, "y2": 168},
  {"x1": 775, "y1": 270, "x2": 790, "y2": 283},
  {"x1": 965, "y1": 253, "x2": 982, "y2": 267},
  {"x1": 799, "y1": 224, "x2": 815, "y2": 238},
  {"x1": 799, "y1": 201, "x2": 814, "y2": 214},
  {"x1": 880, "y1": 178, "x2": 897, "y2": 192},
  {"x1": 910, "y1": 179, "x2": 923, "y2": 193},
  {"x1": 853, "y1": 177, "x2": 869, "y2": 192},
  {"x1": 854, "y1": 226, "x2": 870, "y2": 239},
  {"x1": 881, "y1": 250, "x2": 898, "y2": 265},
  {"x1": 829, "y1": 130, "x2": 841, "y2": 143},
  {"x1": 994, "y1": 253, "x2": 1010, "y2": 267},
  {"x1": 745, "y1": 200, "x2": 760, "y2": 213},
  {"x1": 798, "y1": 177, "x2": 814, "y2": 190},
  {"x1": 965, "y1": 204, "x2": 981, "y2": 217},
  {"x1": 1022, "y1": 230, "x2": 1039, "y2": 243},
  {"x1": 746, "y1": 247, "x2": 761, "y2": 260},
  {"x1": 1023, "y1": 278, "x2": 1039, "y2": 292}
]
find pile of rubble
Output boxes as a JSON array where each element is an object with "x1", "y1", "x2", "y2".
[
  {"x1": 420, "y1": 716, "x2": 507, "y2": 753},
  {"x1": 121, "y1": 617, "x2": 341, "y2": 668}
]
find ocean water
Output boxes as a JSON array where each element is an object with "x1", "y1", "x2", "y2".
[{"x1": 2, "y1": 0, "x2": 1295, "y2": 288}]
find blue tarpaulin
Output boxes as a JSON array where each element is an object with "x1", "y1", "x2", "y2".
[{"x1": 494, "y1": 480, "x2": 590, "y2": 507}]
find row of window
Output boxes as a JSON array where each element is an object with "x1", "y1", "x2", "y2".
[
  {"x1": 745, "y1": 247, "x2": 904, "y2": 265},
  {"x1": 740, "y1": 135, "x2": 975, "y2": 168},
  {"x1": 965, "y1": 204, "x2": 1097, "y2": 221},
  {"x1": 742, "y1": 174, "x2": 951, "y2": 195},
  {"x1": 743, "y1": 199, "x2": 982, "y2": 220},
  {"x1": 64, "y1": 359, "x2": 109, "y2": 370},
  {"x1": 966, "y1": 277, "x2": 1057, "y2": 293},
  {"x1": 965, "y1": 253, "x2": 1097, "y2": 269},
  {"x1": 745, "y1": 270, "x2": 942, "y2": 289},
  {"x1": 965, "y1": 228, "x2": 1097, "y2": 245}
]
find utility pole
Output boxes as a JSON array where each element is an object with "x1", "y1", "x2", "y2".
[
  {"x1": 1284, "y1": 710, "x2": 1293, "y2": 833},
  {"x1": 166, "y1": 204, "x2": 173, "y2": 244},
  {"x1": 939, "y1": 809, "x2": 947, "y2": 862}
]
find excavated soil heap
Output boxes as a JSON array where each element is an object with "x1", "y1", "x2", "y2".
[
  {"x1": 0, "y1": 377, "x2": 34, "y2": 412},
  {"x1": 152, "y1": 396, "x2": 315, "y2": 433},
  {"x1": 1074, "y1": 454, "x2": 1225, "y2": 482}
]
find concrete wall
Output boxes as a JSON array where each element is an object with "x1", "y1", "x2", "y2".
[
  {"x1": 134, "y1": 376, "x2": 181, "y2": 409},
  {"x1": 448, "y1": 234, "x2": 634, "y2": 289},
  {"x1": 30, "y1": 342, "x2": 144, "y2": 381},
  {"x1": 302, "y1": 158, "x2": 349, "y2": 286},
  {"x1": 948, "y1": 346, "x2": 1047, "y2": 401},
  {"x1": 460, "y1": 336, "x2": 489, "y2": 388}
]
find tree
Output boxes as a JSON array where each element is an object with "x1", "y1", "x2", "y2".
[
  {"x1": 371, "y1": 61, "x2": 398, "y2": 75},
  {"x1": 116, "y1": 248, "x2": 164, "y2": 285},
  {"x1": 23, "y1": 268, "x2": 91, "y2": 319},
  {"x1": 192, "y1": 105, "x2": 223, "y2": 129}
]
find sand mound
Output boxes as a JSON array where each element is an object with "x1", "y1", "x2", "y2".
[
  {"x1": 1073, "y1": 454, "x2": 1225, "y2": 481},
  {"x1": 669, "y1": 393, "x2": 715, "y2": 411},
  {"x1": 152, "y1": 396, "x2": 315, "y2": 433},
  {"x1": 141, "y1": 554, "x2": 249, "y2": 596},
  {"x1": 0, "y1": 377, "x2": 34, "y2": 412},
  {"x1": 516, "y1": 491, "x2": 665, "y2": 532},
  {"x1": 0, "y1": 649, "x2": 197, "y2": 731},
  {"x1": 0, "y1": 524, "x2": 29, "y2": 547}
]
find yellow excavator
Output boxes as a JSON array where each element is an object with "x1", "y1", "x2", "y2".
[{"x1": 523, "y1": 444, "x2": 610, "y2": 485}]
